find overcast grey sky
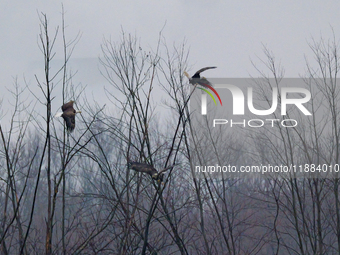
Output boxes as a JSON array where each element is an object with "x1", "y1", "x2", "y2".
[{"x1": 1, "y1": 1, "x2": 340, "y2": 115}]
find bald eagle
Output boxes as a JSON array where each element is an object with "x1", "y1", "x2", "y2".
[
  {"x1": 127, "y1": 161, "x2": 175, "y2": 183},
  {"x1": 184, "y1": 66, "x2": 216, "y2": 84},
  {"x1": 55, "y1": 101, "x2": 81, "y2": 132},
  {"x1": 184, "y1": 67, "x2": 222, "y2": 105}
]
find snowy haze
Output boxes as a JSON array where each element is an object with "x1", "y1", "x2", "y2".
[{"x1": 1, "y1": 1, "x2": 340, "y2": 115}]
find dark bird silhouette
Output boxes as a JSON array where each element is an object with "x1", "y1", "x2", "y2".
[
  {"x1": 55, "y1": 101, "x2": 81, "y2": 132},
  {"x1": 127, "y1": 161, "x2": 174, "y2": 183},
  {"x1": 184, "y1": 67, "x2": 222, "y2": 105},
  {"x1": 191, "y1": 66, "x2": 217, "y2": 79}
]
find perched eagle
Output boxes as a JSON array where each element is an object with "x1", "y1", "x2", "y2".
[
  {"x1": 127, "y1": 161, "x2": 174, "y2": 183},
  {"x1": 55, "y1": 101, "x2": 81, "y2": 132}
]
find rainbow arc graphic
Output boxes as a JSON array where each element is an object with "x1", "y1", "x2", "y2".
[{"x1": 198, "y1": 82, "x2": 222, "y2": 106}]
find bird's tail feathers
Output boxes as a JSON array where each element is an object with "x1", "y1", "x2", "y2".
[{"x1": 183, "y1": 71, "x2": 190, "y2": 79}]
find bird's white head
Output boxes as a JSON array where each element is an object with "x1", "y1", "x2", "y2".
[{"x1": 183, "y1": 71, "x2": 190, "y2": 79}]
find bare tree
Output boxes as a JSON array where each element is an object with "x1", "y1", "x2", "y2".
[{"x1": 0, "y1": 81, "x2": 36, "y2": 255}]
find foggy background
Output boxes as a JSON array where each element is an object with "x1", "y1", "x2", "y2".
[{"x1": 2, "y1": 1, "x2": 340, "y2": 254}]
